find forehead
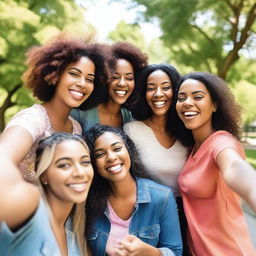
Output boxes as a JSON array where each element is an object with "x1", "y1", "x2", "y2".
[
  {"x1": 115, "y1": 59, "x2": 134, "y2": 73},
  {"x1": 95, "y1": 132, "x2": 124, "y2": 147},
  {"x1": 53, "y1": 140, "x2": 89, "y2": 157},
  {"x1": 66, "y1": 56, "x2": 95, "y2": 72},
  {"x1": 179, "y1": 78, "x2": 208, "y2": 93},
  {"x1": 147, "y1": 69, "x2": 170, "y2": 82}
]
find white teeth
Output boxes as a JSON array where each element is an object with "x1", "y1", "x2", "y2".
[
  {"x1": 107, "y1": 164, "x2": 122, "y2": 173},
  {"x1": 67, "y1": 183, "x2": 86, "y2": 192},
  {"x1": 115, "y1": 90, "x2": 127, "y2": 96},
  {"x1": 184, "y1": 111, "x2": 198, "y2": 116},
  {"x1": 70, "y1": 90, "x2": 84, "y2": 100},
  {"x1": 154, "y1": 101, "x2": 166, "y2": 108}
]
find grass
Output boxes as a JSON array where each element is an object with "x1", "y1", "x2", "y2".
[{"x1": 245, "y1": 149, "x2": 256, "y2": 169}]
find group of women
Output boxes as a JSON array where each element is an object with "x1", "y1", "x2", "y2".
[{"x1": 0, "y1": 33, "x2": 256, "y2": 256}]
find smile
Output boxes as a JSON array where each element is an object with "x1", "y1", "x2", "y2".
[
  {"x1": 69, "y1": 89, "x2": 85, "y2": 100},
  {"x1": 115, "y1": 90, "x2": 127, "y2": 97},
  {"x1": 153, "y1": 101, "x2": 166, "y2": 108},
  {"x1": 183, "y1": 111, "x2": 199, "y2": 119},
  {"x1": 106, "y1": 163, "x2": 123, "y2": 173},
  {"x1": 67, "y1": 183, "x2": 87, "y2": 192}
]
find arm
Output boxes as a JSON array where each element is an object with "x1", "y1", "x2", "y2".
[
  {"x1": 0, "y1": 126, "x2": 33, "y2": 164},
  {"x1": 217, "y1": 148, "x2": 256, "y2": 212},
  {"x1": 0, "y1": 145, "x2": 40, "y2": 229}
]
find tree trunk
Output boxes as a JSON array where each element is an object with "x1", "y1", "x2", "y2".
[{"x1": 0, "y1": 84, "x2": 21, "y2": 132}]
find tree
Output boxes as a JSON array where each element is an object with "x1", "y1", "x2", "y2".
[
  {"x1": 120, "y1": 0, "x2": 256, "y2": 80},
  {"x1": 0, "y1": 0, "x2": 95, "y2": 131}
]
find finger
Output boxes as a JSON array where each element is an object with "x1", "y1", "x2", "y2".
[{"x1": 114, "y1": 247, "x2": 128, "y2": 256}]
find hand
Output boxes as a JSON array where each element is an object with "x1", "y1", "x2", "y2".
[{"x1": 113, "y1": 235, "x2": 160, "y2": 256}]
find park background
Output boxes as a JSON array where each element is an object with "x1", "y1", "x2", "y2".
[{"x1": 0, "y1": 0, "x2": 256, "y2": 243}]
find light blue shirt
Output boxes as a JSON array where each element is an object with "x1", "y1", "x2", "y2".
[
  {"x1": 0, "y1": 200, "x2": 81, "y2": 256},
  {"x1": 71, "y1": 107, "x2": 133, "y2": 133},
  {"x1": 87, "y1": 178, "x2": 183, "y2": 256}
]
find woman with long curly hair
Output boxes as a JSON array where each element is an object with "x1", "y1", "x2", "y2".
[{"x1": 175, "y1": 72, "x2": 256, "y2": 255}]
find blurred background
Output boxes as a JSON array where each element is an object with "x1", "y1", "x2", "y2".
[
  {"x1": 0, "y1": 0, "x2": 255, "y2": 159},
  {"x1": 0, "y1": 0, "x2": 255, "y2": 245}
]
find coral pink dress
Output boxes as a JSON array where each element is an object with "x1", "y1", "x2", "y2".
[{"x1": 178, "y1": 131, "x2": 256, "y2": 256}]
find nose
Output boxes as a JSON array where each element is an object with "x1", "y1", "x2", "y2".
[
  {"x1": 106, "y1": 150, "x2": 117, "y2": 162},
  {"x1": 76, "y1": 77, "x2": 86, "y2": 88},
  {"x1": 118, "y1": 76, "x2": 127, "y2": 87},
  {"x1": 154, "y1": 87, "x2": 164, "y2": 97},
  {"x1": 72, "y1": 164, "x2": 86, "y2": 177},
  {"x1": 183, "y1": 97, "x2": 193, "y2": 106}
]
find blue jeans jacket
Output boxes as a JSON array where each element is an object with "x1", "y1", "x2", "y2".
[{"x1": 88, "y1": 178, "x2": 182, "y2": 256}]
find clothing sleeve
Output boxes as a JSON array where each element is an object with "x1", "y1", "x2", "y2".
[
  {"x1": 211, "y1": 133, "x2": 245, "y2": 161},
  {"x1": 4, "y1": 106, "x2": 47, "y2": 142},
  {"x1": 158, "y1": 190, "x2": 183, "y2": 256}
]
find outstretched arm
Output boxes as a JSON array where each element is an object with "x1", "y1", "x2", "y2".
[
  {"x1": 0, "y1": 145, "x2": 40, "y2": 229},
  {"x1": 217, "y1": 148, "x2": 256, "y2": 212}
]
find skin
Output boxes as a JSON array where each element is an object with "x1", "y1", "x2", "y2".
[
  {"x1": 98, "y1": 59, "x2": 135, "y2": 127},
  {"x1": 93, "y1": 132, "x2": 161, "y2": 256},
  {"x1": 144, "y1": 70, "x2": 175, "y2": 149},
  {"x1": 176, "y1": 78, "x2": 256, "y2": 212},
  {"x1": 0, "y1": 140, "x2": 94, "y2": 255},
  {"x1": 0, "y1": 56, "x2": 95, "y2": 168}
]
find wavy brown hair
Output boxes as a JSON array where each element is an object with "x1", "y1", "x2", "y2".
[{"x1": 22, "y1": 34, "x2": 110, "y2": 109}]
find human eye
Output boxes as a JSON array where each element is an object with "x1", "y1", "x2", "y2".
[
  {"x1": 194, "y1": 95, "x2": 204, "y2": 100},
  {"x1": 112, "y1": 75, "x2": 119, "y2": 80},
  {"x1": 114, "y1": 146, "x2": 122, "y2": 152},
  {"x1": 94, "y1": 151, "x2": 104, "y2": 159},
  {"x1": 146, "y1": 86, "x2": 155, "y2": 92},
  {"x1": 86, "y1": 78, "x2": 94, "y2": 83},
  {"x1": 69, "y1": 71, "x2": 79, "y2": 77},
  {"x1": 126, "y1": 76, "x2": 134, "y2": 81},
  {"x1": 57, "y1": 162, "x2": 71, "y2": 169},
  {"x1": 81, "y1": 159, "x2": 91, "y2": 166},
  {"x1": 177, "y1": 96, "x2": 185, "y2": 102},
  {"x1": 163, "y1": 86, "x2": 172, "y2": 91}
]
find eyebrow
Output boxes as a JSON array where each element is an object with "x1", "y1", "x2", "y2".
[
  {"x1": 147, "y1": 81, "x2": 171, "y2": 86},
  {"x1": 178, "y1": 90, "x2": 206, "y2": 95},
  {"x1": 68, "y1": 67, "x2": 95, "y2": 77},
  {"x1": 114, "y1": 72, "x2": 133, "y2": 75},
  {"x1": 94, "y1": 142, "x2": 122, "y2": 152},
  {"x1": 55, "y1": 155, "x2": 89, "y2": 164}
]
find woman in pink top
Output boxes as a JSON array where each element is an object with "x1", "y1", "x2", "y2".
[
  {"x1": 0, "y1": 34, "x2": 110, "y2": 182},
  {"x1": 175, "y1": 72, "x2": 256, "y2": 255}
]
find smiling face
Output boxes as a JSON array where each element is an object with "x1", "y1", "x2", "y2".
[
  {"x1": 93, "y1": 132, "x2": 131, "y2": 184},
  {"x1": 42, "y1": 140, "x2": 94, "y2": 205},
  {"x1": 176, "y1": 78, "x2": 217, "y2": 136},
  {"x1": 146, "y1": 70, "x2": 173, "y2": 117},
  {"x1": 53, "y1": 56, "x2": 95, "y2": 108},
  {"x1": 108, "y1": 59, "x2": 135, "y2": 105}
]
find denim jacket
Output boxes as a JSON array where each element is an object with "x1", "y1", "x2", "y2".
[
  {"x1": 0, "y1": 199, "x2": 80, "y2": 256},
  {"x1": 88, "y1": 178, "x2": 182, "y2": 256}
]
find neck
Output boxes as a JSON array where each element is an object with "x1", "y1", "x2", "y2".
[
  {"x1": 46, "y1": 195, "x2": 73, "y2": 227},
  {"x1": 43, "y1": 100, "x2": 71, "y2": 131},
  {"x1": 100, "y1": 99, "x2": 122, "y2": 115},
  {"x1": 147, "y1": 114, "x2": 168, "y2": 132},
  {"x1": 110, "y1": 175, "x2": 136, "y2": 199}
]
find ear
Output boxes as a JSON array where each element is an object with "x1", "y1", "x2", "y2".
[
  {"x1": 213, "y1": 102, "x2": 217, "y2": 112},
  {"x1": 40, "y1": 173, "x2": 48, "y2": 185}
]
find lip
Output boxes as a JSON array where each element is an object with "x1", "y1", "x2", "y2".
[
  {"x1": 66, "y1": 182, "x2": 87, "y2": 192},
  {"x1": 114, "y1": 90, "x2": 128, "y2": 97},
  {"x1": 182, "y1": 111, "x2": 199, "y2": 119},
  {"x1": 69, "y1": 89, "x2": 85, "y2": 101},
  {"x1": 106, "y1": 163, "x2": 123, "y2": 173},
  {"x1": 153, "y1": 100, "x2": 167, "y2": 108}
]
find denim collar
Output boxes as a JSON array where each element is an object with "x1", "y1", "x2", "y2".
[{"x1": 136, "y1": 178, "x2": 151, "y2": 204}]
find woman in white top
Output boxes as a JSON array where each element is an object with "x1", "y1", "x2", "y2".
[
  {"x1": 0, "y1": 34, "x2": 110, "y2": 182},
  {"x1": 123, "y1": 63, "x2": 190, "y2": 255}
]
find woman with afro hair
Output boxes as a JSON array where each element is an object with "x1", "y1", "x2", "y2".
[{"x1": 0, "y1": 34, "x2": 110, "y2": 182}]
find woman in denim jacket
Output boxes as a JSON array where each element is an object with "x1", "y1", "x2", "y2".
[
  {"x1": 86, "y1": 124, "x2": 182, "y2": 256},
  {"x1": 0, "y1": 132, "x2": 94, "y2": 256}
]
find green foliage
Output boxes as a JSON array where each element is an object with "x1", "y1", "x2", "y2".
[
  {"x1": 232, "y1": 80, "x2": 256, "y2": 125},
  {"x1": 0, "y1": 0, "x2": 95, "y2": 130},
  {"x1": 121, "y1": 0, "x2": 256, "y2": 79},
  {"x1": 245, "y1": 149, "x2": 256, "y2": 169}
]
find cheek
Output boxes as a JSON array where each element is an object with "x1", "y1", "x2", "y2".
[{"x1": 128, "y1": 81, "x2": 135, "y2": 91}]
